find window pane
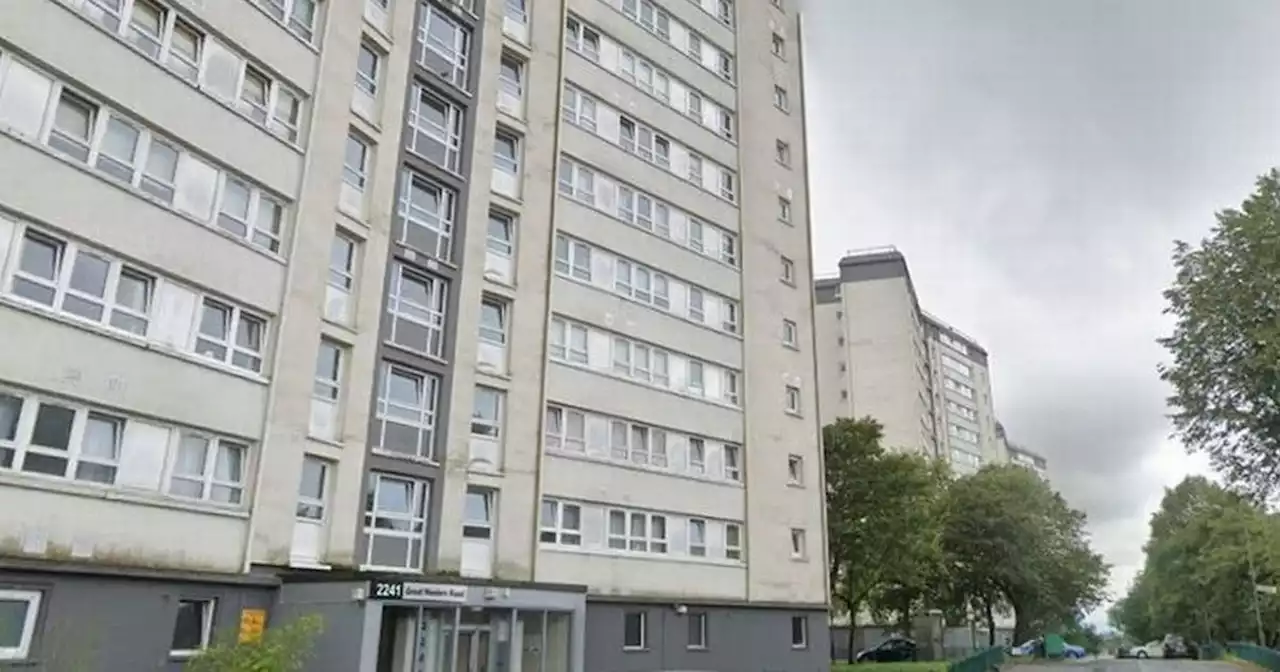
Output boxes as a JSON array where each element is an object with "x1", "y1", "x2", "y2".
[
  {"x1": 0, "y1": 597, "x2": 32, "y2": 649},
  {"x1": 31, "y1": 403, "x2": 75, "y2": 451},
  {"x1": 171, "y1": 600, "x2": 207, "y2": 651}
]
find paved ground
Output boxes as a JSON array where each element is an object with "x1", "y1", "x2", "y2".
[{"x1": 1004, "y1": 660, "x2": 1248, "y2": 672}]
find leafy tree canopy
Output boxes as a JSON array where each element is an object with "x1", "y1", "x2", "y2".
[{"x1": 1159, "y1": 169, "x2": 1280, "y2": 501}]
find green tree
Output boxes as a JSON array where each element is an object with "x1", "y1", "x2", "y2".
[
  {"x1": 1158, "y1": 169, "x2": 1280, "y2": 502},
  {"x1": 939, "y1": 465, "x2": 1108, "y2": 643},
  {"x1": 1113, "y1": 476, "x2": 1280, "y2": 645},
  {"x1": 184, "y1": 614, "x2": 324, "y2": 672},
  {"x1": 824, "y1": 417, "x2": 943, "y2": 659}
]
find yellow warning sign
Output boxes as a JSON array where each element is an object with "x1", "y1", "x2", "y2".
[{"x1": 238, "y1": 608, "x2": 267, "y2": 644}]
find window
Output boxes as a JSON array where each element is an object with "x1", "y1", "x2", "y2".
[
  {"x1": 296, "y1": 455, "x2": 329, "y2": 520},
  {"x1": 343, "y1": 132, "x2": 370, "y2": 192},
  {"x1": 557, "y1": 157, "x2": 595, "y2": 204},
  {"x1": 715, "y1": 0, "x2": 733, "y2": 23},
  {"x1": 506, "y1": 0, "x2": 528, "y2": 24},
  {"x1": 561, "y1": 86, "x2": 597, "y2": 132},
  {"x1": 419, "y1": 5, "x2": 471, "y2": 90},
  {"x1": 238, "y1": 66, "x2": 271, "y2": 123},
  {"x1": 478, "y1": 299, "x2": 508, "y2": 346},
  {"x1": 723, "y1": 444, "x2": 741, "y2": 482},
  {"x1": 944, "y1": 377, "x2": 975, "y2": 400},
  {"x1": 790, "y1": 528, "x2": 807, "y2": 559},
  {"x1": 613, "y1": 260, "x2": 669, "y2": 309},
  {"x1": 608, "y1": 509, "x2": 667, "y2": 553},
  {"x1": 725, "y1": 523, "x2": 742, "y2": 560},
  {"x1": 719, "y1": 171, "x2": 736, "y2": 202},
  {"x1": 948, "y1": 423, "x2": 980, "y2": 445},
  {"x1": 686, "y1": 153, "x2": 704, "y2": 186},
  {"x1": 623, "y1": 611, "x2": 647, "y2": 650},
  {"x1": 549, "y1": 318, "x2": 589, "y2": 364},
  {"x1": 723, "y1": 371, "x2": 739, "y2": 405},
  {"x1": 781, "y1": 256, "x2": 795, "y2": 284},
  {"x1": 716, "y1": 52, "x2": 734, "y2": 81},
  {"x1": 688, "y1": 519, "x2": 707, "y2": 557},
  {"x1": 723, "y1": 301, "x2": 738, "y2": 334},
  {"x1": 783, "y1": 319, "x2": 798, "y2": 347},
  {"x1": 170, "y1": 599, "x2": 215, "y2": 656},
  {"x1": 168, "y1": 434, "x2": 247, "y2": 504},
  {"x1": 493, "y1": 130, "x2": 521, "y2": 175},
  {"x1": 127, "y1": 0, "x2": 166, "y2": 57},
  {"x1": 942, "y1": 354, "x2": 973, "y2": 378},
  {"x1": 778, "y1": 195, "x2": 792, "y2": 223},
  {"x1": 720, "y1": 234, "x2": 737, "y2": 266},
  {"x1": 772, "y1": 33, "x2": 786, "y2": 58},
  {"x1": 776, "y1": 140, "x2": 792, "y2": 167},
  {"x1": 787, "y1": 455, "x2": 803, "y2": 485},
  {"x1": 785, "y1": 385, "x2": 802, "y2": 414},
  {"x1": 565, "y1": 17, "x2": 601, "y2": 61},
  {"x1": 540, "y1": 498, "x2": 582, "y2": 546},
  {"x1": 774, "y1": 85, "x2": 790, "y2": 112},
  {"x1": 387, "y1": 265, "x2": 448, "y2": 357},
  {"x1": 0, "y1": 589, "x2": 40, "y2": 661},
  {"x1": 688, "y1": 611, "x2": 708, "y2": 649},
  {"x1": 406, "y1": 88, "x2": 464, "y2": 172},
  {"x1": 363, "y1": 472, "x2": 430, "y2": 570},
  {"x1": 948, "y1": 400, "x2": 979, "y2": 422},
  {"x1": 194, "y1": 298, "x2": 266, "y2": 373},
  {"x1": 356, "y1": 42, "x2": 381, "y2": 96},
  {"x1": 544, "y1": 406, "x2": 586, "y2": 452},
  {"x1": 397, "y1": 170, "x2": 457, "y2": 263},
  {"x1": 313, "y1": 340, "x2": 343, "y2": 406},
  {"x1": 463, "y1": 487, "x2": 495, "y2": 539},
  {"x1": 216, "y1": 177, "x2": 284, "y2": 253},
  {"x1": 8, "y1": 228, "x2": 154, "y2": 336},
  {"x1": 0, "y1": 395, "x2": 120, "y2": 485},
  {"x1": 618, "y1": 117, "x2": 670, "y2": 168},
  {"x1": 687, "y1": 361, "x2": 704, "y2": 395},
  {"x1": 328, "y1": 232, "x2": 357, "y2": 298},
  {"x1": 48, "y1": 91, "x2": 96, "y2": 161},
  {"x1": 553, "y1": 235, "x2": 592, "y2": 281},
  {"x1": 471, "y1": 387, "x2": 504, "y2": 439},
  {"x1": 498, "y1": 53, "x2": 525, "y2": 111},
  {"x1": 487, "y1": 211, "x2": 515, "y2": 261},
  {"x1": 687, "y1": 437, "x2": 705, "y2": 474},
  {"x1": 375, "y1": 363, "x2": 441, "y2": 461},
  {"x1": 791, "y1": 616, "x2": 809, "y2": 649}
]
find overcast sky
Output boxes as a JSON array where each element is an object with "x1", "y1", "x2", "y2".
[{"x1": 801, "y1": 0, "x2": 1280, "y2": 623}]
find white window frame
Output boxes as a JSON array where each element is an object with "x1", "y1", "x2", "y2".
[
  {"x1": 725, "y1": 522, "x2": 742, "y2": 560},
  {"x1": 296, "y1": 455, "x2": 330, "y2": 521},
  {"x1": 471, "y1": 386, "x2": 504, "y2": 439},
  {"x1": 687, "y1": 519, "x2": 707, "y2": 557},
  {"x1": 169, "y1": 598, "x2": 216, "y2": 657},
  {"x1": 774, "y1": 85, "x2": 790, "y2": 112},
  {"x1": 781, "y1": 256, "x2": 796, "y2": 284},
  {"x1": 363, "y1": 472, "x2": 430, "y2": 571},
  {"x1": 561, "y1": 86, "x2": 598, "y2": 132},
  {"x1": 557, "y1": 157, "x2": 596, "y2": 205},
  {"x1": 418, "y1": 4, "x2": 472, "y2": 91},
  {"x1": 0, "y1": 589, "x2": 41, "y2": 661},
  {"x1": 463, "y1": 486, "x2": 496, "y2": 539},
  {"x1": 313, "y1": 339, "x2": 343, "y2": 404},
  {"x1": 406, "y1": 87, "x2": 464, "y2": 173},
  {"x1": 687, "y1": 437, "x2": 705, "y2": 474},
  {"x1": 0, "y1": 393, "x2": 125, "y2": 487},
  {"x1": 791, "y1": 616, "x2": 809, "y2": 649},
  {"x1": 790, "y1": 528, "x2": 806, "y2": 558},
  {"x1": 167, "y1": 433, "x2": 248, "y2": 505},
  {"x1": 942, "y1": 353, "x2": 973, "y2": 378},
  {"x1": 687, "y1": 360, "x2": 705, "y2": 395},
  {"x1": 499, "y1": 52, "x2": 526, "y2": 106},
  {"x1": 6, "y1": 227, "x2": 155, "y2": 337},
  {"x1": 343, "y1": 132, "x2": 370, "y2": 191},
  {"x1": 782, "y1": 319, "x2": 798, "y2": 347},
  {"x1": 328, "y1": 231, "x2": 358, "y2": 295},
  {"x1": 374, "y1": 362, "x2": 441, "y2": 462},
  {"x1": 193, "y1": 297, "x2": 267, "y2": 373},
  {"x1": 785, "y1": 385, "x2": 802, "y2": 414},
  {"x1": 215, "y1": 175, "x2": 284, "y2": 254},
  {"x1": 356, "y1": 41, "x2": 381, "y2": 96},
  {"x1": 723, "y1": 444, "x2": 741, "y2": 482},
  {"x1": 548, "y1": 318, "x2": 589, "y2": 364},
  {"x1": 478, "y1": 298, "x2": 508, "y2": 346},
  {"x1": 544, "y1": 406, "x2": 586, "y2": 453},
  {"x1": 778, "y1": 195, "x2": 792, "y2": 223},
  {"x1": 553, "y1": 235, "x2": 592, "y2": 281},
  {"x1": 606, "y1": 509, "x2": 668, "y2": 554},
  {"x1": 723, "y1": 371, "x2": 739, "y2": 405},
  {"x1": 688, "y1": 611, "x2": 708, "y2": 650},
  {"x1": 386, "y1": 264, "x2": 448, "y2": 358},
  {"x1": 487, "y1": 210, "x2": 516, "y2": 259},
  {"x1": 787, "y1": 455, "x2": 803, "y2": 486},
  {"x1": 493, "y1": 129, "x2": 521, "y2": 175},
  {"x1": 397, "y1": 170, "x2": 457, "y2": 263},
  {"x1": 564, "y1": 17, "x2": 601, "y2": 61},
  {"x1": 539, "y1": 498, "x2": 582, "y2": 546}
]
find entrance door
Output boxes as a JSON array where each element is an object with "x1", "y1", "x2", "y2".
[{"x1": 454, "y1": 628, "x2": 492, "y2": 672}]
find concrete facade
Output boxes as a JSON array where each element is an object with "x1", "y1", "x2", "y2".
[
  {"x1": 0, "y1": 0, "x2": 827, "y2": 668},
  {"x1": 815, "y1": 248, "x2": 1001, "y2": 474}
]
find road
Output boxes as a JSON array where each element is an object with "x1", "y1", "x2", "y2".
[{"x1": 1004, "y1": 661, "x2": 1248, "y2": 672}]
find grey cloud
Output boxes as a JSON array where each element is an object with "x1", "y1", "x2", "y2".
[{"x1": 802, "y1": 0, "x2": 1280, "y2": 606}]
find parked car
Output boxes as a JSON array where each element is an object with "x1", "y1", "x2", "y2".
[
  {"x1": 1063, "y1": 643, "x2": 1087, "y2": 659},
  {"x1": 1163, "y1": 634, "x2": 1199, "y2": 659},
  {"x1": 1131, "y1": 640, "x2": 1165, "y2": 658},
  {"x1": 855, "y1": 637, "x2": 918, "y2": 663},
  {"x1": 1009, "y1": 639, "x2": 1040, "y2": 657}
]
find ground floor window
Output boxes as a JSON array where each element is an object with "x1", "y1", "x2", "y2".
[
  {"x1": 623, "y1": 610, "x2": 647, "y2": 650},
  {"x1": 0, "y1": 589, "x2": 41, "y2": 661},
  {"x1": 791, "y1": 615, "x2": 809, "y2": 649},
  {"x1": 170, "y1": 598, "x2": 216, "y2": 656}
]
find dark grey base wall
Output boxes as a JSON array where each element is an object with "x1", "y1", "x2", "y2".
[
  {"x1": 0, "y1": 568, "x2": 275, "y2": 671},
  {"x1": 584, "y1": 601, "x2": 830, "y2": 672}
]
